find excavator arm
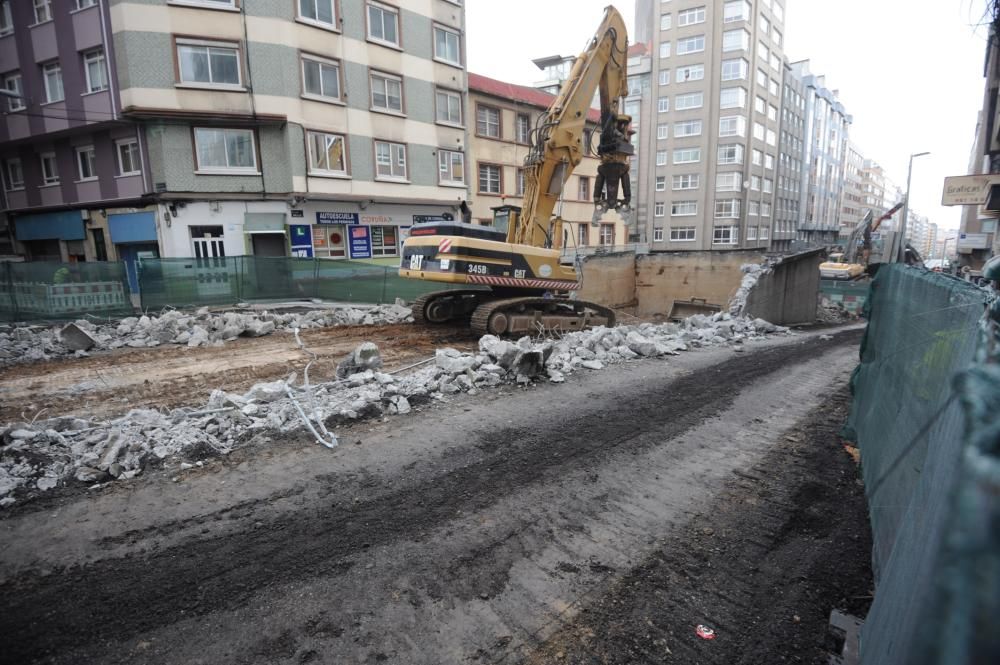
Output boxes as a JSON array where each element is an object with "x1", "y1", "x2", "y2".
[{"x1": 511, "y1": 6, "x2": 630, "y2": 249}]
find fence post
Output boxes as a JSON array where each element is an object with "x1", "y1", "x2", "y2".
[
  {"x1": 380, "y1": 267, "x2": 388, "y2": 305},
  {"x1": 313, "y1": 256, "x2": 320, "y2": 300}
]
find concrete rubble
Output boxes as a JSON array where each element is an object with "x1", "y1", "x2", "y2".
[
  {"x1": 729, "y1": 261, "x2": 775, "y2": 316},
  {"x1": 0, "y1": 313, "x2": 789, "y2": 507},
  {"x1": 0, "y1": 303, "x2": 414, "y2": 369}
]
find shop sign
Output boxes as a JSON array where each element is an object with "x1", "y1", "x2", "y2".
[
  {"x1": 349, "y1": 225, "x2": 373, "y2": 259},
  {"x1": 317, "y1": 212, "x2": 359, "y2": 224}
]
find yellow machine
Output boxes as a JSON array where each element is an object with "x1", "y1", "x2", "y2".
[
  {"x1": 399, "y1": 6, "x2": 631, "y2": 336},
  {"x1": 819, "y1": 202, "x2": 906, "y2": 280}
]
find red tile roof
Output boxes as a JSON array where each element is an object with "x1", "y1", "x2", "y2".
[
  {"x1": 628, "y1": 43, "x2": 649, "y2": 57},
  {"x1": 468, "y1": 72, "x2": 602, "y2": 123}
]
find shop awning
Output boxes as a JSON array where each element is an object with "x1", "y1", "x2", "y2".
[
  {"x1": 14, "y1": 211, "x2": 86, "y2": 241},
  {"x1": 109, "y1": 212, "x2": 158, "y2": 244},
  {"x1": 244, "y1": 213, "x2": 286, "y2": 233}
]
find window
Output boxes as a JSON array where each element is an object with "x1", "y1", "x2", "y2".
[
  {"x1": 515, "y1": 168, "x2": 525, "y2": 196},
  {"x1": 370, "y1": 71, "x2": 403, "y2": 113},
  {"x1": 676, "y1": 35, "x2": 705, "y2": 55},
  {"x1": 677, "y1": 6, "x2": 706, "y2": 26},
  {"x1": 653, "y1": 228, "x2": 665, "y2": 242},
  {"x1": 673, "y1": 174, "x2": 699, "y2": 190},
  {"x1": 723, "y1": 0, "x2": 751, "y2": 23},
  {"x1": 438, "y1": 149, "x2": 464, "y2": 186},
  {"x1": 748, "y1": 200, "x2": 759, "y2": 216},
  {"x1": 755, "y1": 96, "x2": 766, "y2": 113},
  {"x1": 719, "y1": 115, "x2": 746, "y2": 137},
  {"x1": 434, "y1": 25, "x2": 461, "y2": 65},
  {"x1": 116, "y1": 139, "x2": 141, "y2": 176},
  {"x1": 721, "y1": 58, "x2": 748, "y2": 81},
  {"x1": 307, "y1": 131, "x2": 347, "y2": 175},
  {"x1": 34, "y1": 0, "x2": 51, "y2": 24},
  {"x1": 671, "y1": 227, "x2": 696, "y2": 241},
  {"x1": 673, "y1": 148, "x2": 701, "y2": 164},
  {"x1": 676, "y1": 64, "x2": 704, "y2": 82},
  {"x1": 194, "y1": 128, "x2": 257, "y2": 173},
  {"x1": 715, "y1": 199, "x2": 741, "y2": 218},
  {"x1": 578, "y1": 176, "x2": 590, "y2": 201},
  {"x1": 765, "y1": 153, "x2": 775, "y2": 169},
  {"x1": 654, "y1": 202, "x2": 665, "y2": 217},
  {"x1": 81, "y1": 49, "x2": 108, "y2": 93},
  {"x1": 766, "y1": 129, "x2": 776, "y2": 146},
  {"x1": 753, "y1": 121, "x2": 765, "y2": 140},
  {"x1": 657, "y1": 123, "x2": 669, "y2": 140},
  {"x1": 747, "y1": 226, "x2": 758, "y2": 240},
  {"x1": 716, "y1": 172, "x2": 741, "y2": 191},
  {"x1": 3, "y1": 158, "x2": 23, "y2": 191},
  {"x1": 658, "y1": 96, "x2": 670, "y2": 113},
  {"x1": 76, "y1": 146, "x2": 97, "y2": 181},
  {"x1": 177, "y1": 39, "x2": 241, "y2": 87},
  {"x1": 763, "y1": 178, "x2": 773, "y2": 193},
  {"x1": 718, "y1": 144, "x2": 744, "y2": 165},
  {"x1": 298, "y1": 0, "x2": 336, "y2": 27},
  {"x1": 301, "y1": 55, "x2": 341, "y2": 100},
  {"x1": 435, "y1": 89, "x2": 463, "y2": 126},
  {"x1": 713, "y1": 226, "x2": 739, "y2": 244},
  {"x1": 659, "y1": 70, "x2": 671, "y2": 86},
  {"x1": 757, "y1": 68, "x2": 768, "y2": 87},
  {"x1": 762, "y1": 202, "x2": 772, "y2": 216},
  {"x1": 660, "y1": 14, "x2": 672, "y2": 30},
  {"x1": 477, "y1": 105, "x2": 500, "y2": 138},
  {"x1": 773, "y1": 29, "x2": 783, "y2": 47},
  {"x1": 578, "y1": 224, "x2": 588, "y2": 247},
  {"x1": 599, "y1": 224, "x2": 614, "y2": 246},
  {"x1": 2, "y1": 73, "x2": 23, "y2": 112},
  {"x1": 723, "y1": 28, "x2": 750, "y2": 52},
  {"x1": 191, "y1": 226, "x2": 226, "y2": 261},
  {"x1": 770, "y1": 53, "x2": 781, "y2": 71},
  {"x1": 42, "y1": 62, "x2": 64, "y2": 103},
  {"x1": 659, "y1": 42, "x2": 671, "y2": 58},
  {"x1": 375, "y1": 141, "x2": 407, "y2": 180},
  {"x1": 674, "y1": 120, "x2": 702, "y2": 137},
  {"x1": 655, "y1": 176, "x2": 666, "y2": 191},
  {"x1": 656, "y1": 150, "x2": 668, "y2": 166},
  {"x1": 478, "y1": 163, "x2": 500, "y2": 194},
  {"x1": 758, "y1": 42, "x2": 770, "y2": 63},
  {"x1": 774, "y1": 3, "x2": 784, "y2": 21},
  {"x1": 516, "y1": 113, "x2": 531, "y2": 144},
  {"x1": 367, "y1": 2, "x2": 399, "y2": 47},
  {"x1": 675, "y1": 93, "x2": 703, "y2": 110},
  {"x1": 719, "y1": 87, "x2": 746, "y2": 109},
  {"x1": 751, "y1": 175, "x2": 761, "y2": 190},
  {"x1": 627, "y1": 75, "x2": 646, "y2": 96},
  {"x1": 761, "y1": 225, "x2": 770, "y2": 240},
  {"x1": 370, "y1": 225, "x2": 399, "y2": 257},
  {"x1": 769, "y1": 78, "x2": 779, "y2": 96},
  {"x1": 672, "y1": 201, "x2": 697, "y2": 216},
  {"x1": 752, "y1": 149, "x2": 763, "y2": 166},
  {"x1": 760, "y1": 15, "x2": 771, "y2": 35},
  {"x1": 0, "y1": 1, "x2": 12, "y2": 37},
  {"x1": 768, "y1": 104, "x2": 778, "y2": 121},
  {"x1": 40, "y1": 152, "x2": 58, "y2": 185}
]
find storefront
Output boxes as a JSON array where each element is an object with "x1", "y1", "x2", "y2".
[
  {"x1": 13, "y1": 211, "x2": 87, "y2": 262},
  {"x1": 243, "y1": 213, "x2": 288, "y2": 257},
  {"x1": 108, "y1": 211, "x2": 160, "y2": 292}
]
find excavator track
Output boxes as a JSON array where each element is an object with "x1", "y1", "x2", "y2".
[
  {"x1": 470, "y1": 297, "x2": 616, "y2": 336},
  {"x1": 411, "y1": 289, "x2": 493, "y2": 325}
]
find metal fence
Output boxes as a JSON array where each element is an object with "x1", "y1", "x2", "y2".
[
  {"x1": 844, "y1": 264, "x2": 998, "y2": 664},
  {"x1": 0, "y1": 260, "x2": 133, "y2": 323},
  {"x1": 820, "y1": 278, "x2": 870, "y2": 314},
  {"x1": 138, "y1": 256, "x2": 455, "y2": 311}
]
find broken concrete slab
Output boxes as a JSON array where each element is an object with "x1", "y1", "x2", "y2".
[{"x1": 60, "y1": 323, "x2": 98, "y2": 351}]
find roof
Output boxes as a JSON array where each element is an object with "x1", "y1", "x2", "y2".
[
  {"x1": 468, "y1": 72, "x2": 601, "y2": 123},
  {"x1": 627, "y1": 43, "x2": 648, "y2": 57}
]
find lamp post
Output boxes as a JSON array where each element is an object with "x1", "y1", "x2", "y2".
[
  {"x1": 941, "y1": 236, "x2": 956, "y2": 260},
  {"x1": 899, "y1": 151, "x2": 931, "y2": 262}
]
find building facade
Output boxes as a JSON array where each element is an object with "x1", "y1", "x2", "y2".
[
  {"x1": 791, "y1": 60, "x2": 852, "y2": 247},
  {"x1": 1, "y1": 0, "x2": 470, "y2": 274},
  {"x1": 634, "y1": 0, "x2": 787, "y2": 252},
  {"x1": 839, "y1": 141, "x2": 865, "y2": 240},
  {"x1": 466, "y1": 73, "x2": 629, "y2": 255},
  {"x1": 773, "y1": 58, "x2": 804, "y2": 253}
]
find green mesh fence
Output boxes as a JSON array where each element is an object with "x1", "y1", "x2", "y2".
[
  {"x1": 845, "y1": 265, "x2": 997, "y2": 664},
  {"x1": 138, "y1": 256, "x2": 456, "y2": 311},
  {"x1": 0, "y1": 261, "x2": 133, "y2": 322}
]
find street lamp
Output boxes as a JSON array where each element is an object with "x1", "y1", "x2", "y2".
[
  {"x1": 941, "y1": 236, "x2": 956, "y2": 260},
  {"x1": 899, "y1": 151, "x2": 931, "y2": 262}
]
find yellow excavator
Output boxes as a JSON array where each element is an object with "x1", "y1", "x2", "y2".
[{"x1": 398, "y1": 6, "x2": 632, "y2": 336}]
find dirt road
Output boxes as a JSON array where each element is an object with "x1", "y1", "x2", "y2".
[{"x1": 0, "y1": 327, "x2": 870, "y2": 664}]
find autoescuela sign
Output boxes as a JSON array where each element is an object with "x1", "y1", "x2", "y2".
[{"x1": 317, "y1": 212, "x2": 359, "y2": 224}]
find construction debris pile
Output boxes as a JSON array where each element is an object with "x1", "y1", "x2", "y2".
[
  {"x1": 0, "y1": 314, "x2": 788, "y2": 507},
  {"x1": 0, "y1": 303, "x2": 414, "y2": 368},
  {"x1": 729, "y1": 262, "x2": 775, "y2": 316}
]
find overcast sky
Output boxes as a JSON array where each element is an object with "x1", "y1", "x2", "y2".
[{"x1": 467, "y1": 1, "x2": 991, "y2": 232}]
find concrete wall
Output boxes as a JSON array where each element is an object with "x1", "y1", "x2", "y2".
[
  {"x1": 745, "y1": 250, "x2": 823, "y2": 325},
  {"x1": 635, "y1": 250, "x2": 765, "y2": 317},
  {"x1": 579, "y1": 252, "x2": 637, "y2": 310}
]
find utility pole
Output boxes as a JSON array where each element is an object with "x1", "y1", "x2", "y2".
[{"x1": 899, "y1": 152, "x2": 930, "y2": 262}]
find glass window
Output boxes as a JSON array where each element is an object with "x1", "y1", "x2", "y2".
[
  {"x1": 676, "y1": 35, "x2": 705, "y2": 55},
  {"x1": 676, "y1": 64, "x2": 704, "y2": 82},
  {"x1": 653, "y1": 228, "x2": 664, "y2": 242},
  {"x1": 672, "y1": 201, "x2": 697, "y2": 216},
  {"x1": 658, "y1": 96, "x2": 670, "y2": 113},
  {"x1": 659, "y1": 70, "x2": 671, "y2": 86},
  {"x1": 477, "y1": 105, "x2": 500, "y2": 137},
  {"x1": 307, "y1": 131, "x2": 347, "y2": 174},
  {"x1": 723, "y1": 28, "x2": 750, "y2": 52},
  {"x1": 40, "y1": 152, "x2": 59, "y2": 185},
  {"x1": 42, "y1": 62, "x2": 63, "y2": 103},
  {"x1": 177, "y1": 40, "x2": 241, "y2": 87},
  {"x1": 116, "y1": 139, "x2": 141, "y2": 176},
  {"x1": 719, "y1": 87, "x2": 746, "y2": 109},
  {"x1": 370, "y1": 225, "x2": 399, "y2": 257},
  {"x1": 438, "y1": 149, "x2": 464, "y2": 185},
  {"x1": 298, "y1": 0, "x2": 335, "y2": 26},
  {"x1": 723, "y1": 0, "x2": 752, "y2": 23},
  {"x1": 367, "y1": 2, "x2": 399, "y2": 46},
  {"x1": 302, "y1": 56, "x2": 341, "y2": 100},
  {"x1": 713, "y1": 226, "x2": 739, "y2": 244},
  {"x1": 578, "y1": 176, "x2": 590, "y2": 201},
  {"x1": 716, "y1": 172, "x2": 741, "y2": 191},
  {"x1": 3, "y1": 73, "x2": 24, "y2": 112},
  {"x1": 748, "y1": 200, "x2": 759, "y2": 216},
  {"x1": 659, "y1": 42, "x2": 671, "y2": 58},
  {"x1": 721, "y1": 58, "x2": 748, "y2": 81},
  {"x1": 655, "y1": 176, "x2": 667, "y2": 191},
  {"x1": 657, "y1": 123, "x2": 669, "y2": 140},
  {"x1": 434, "y1": 26, "x2": 461, "y2": 65},
  {"x1": 83, "y1": 49, "x2": 108, "y2": 93},
  {"x1": 0, "y1": 1, "x2": 12, "y2": 37},
  {"x1": 599, "y1": 224, "x2": 614, "y2": 246},
  {"x1": 718, "y1": 144, "x2": 745, "y2": 165},
  {"x1": 660, "y1": 14, "x2": 671, "y2": 30},
  {"x1": 76, "y1": 146, "x2": 97, "y2": 181},
  {"x1": 654, "y1": 202, "x2": 665, "y2": 217},
  {"x1": 671, "y1": 227, "x2": 696, "y2": 241},
  {"x1": 715, "y1": 199, "x2": 741, "y2": 218},
  {"x1": 656, "y1": 150, "x2": 667, "y2": 166},
  {"x1": 747, "y1": 225, "x2": 758, "y2": 240},
  {"x1": 754, "y1": 121, "x2": 765, "y2": 140},
  {"x1": 516, "y1": 113, "x2": 531, "y2": 143},
  {"x1": 436, "y1": 89, "x2": 463, "y2": 125},
  {"x1": 34, "y1": 0, "x2": 51, "y2": 24},
  {"x1": 3, "y1": 158, "x2": 24, "y2": 191},
  {"x1": 375, "y1": 140, "x2": 407, "y2": 180},
  {"x1": 370, "y1": 72, "x2": 403, "y2": 112},
  {"x1": 478, "y1": 163, "x2": 500, "y2": 193},
  {"x1": 194, "y1": 127, "x2": 257, "y2": 172},
  {"x1": 673, "y1": 148, "x2": 701, "y2": 164},
  {"x1": 673, "y1": 174, "x2": 700, "y2": 190},
  {"x1": 675, "y1": 92, "x2": 703, "y2": 110},
  {"x1": 719, "y1": 115, "x2": 746, "y2": 137},
  {"x1": 677, "y1": 6, "x2": 706, "y2": 26},
  {"x1": 674, "y1": 120, "x2": 702, "y2": 137}
]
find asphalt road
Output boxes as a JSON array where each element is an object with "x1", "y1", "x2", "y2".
[{"x1": 0, "y1": 326, "x2": 867, "y2": 665}]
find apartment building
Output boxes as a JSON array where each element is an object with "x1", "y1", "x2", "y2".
[
  {"x1": 773, "y1": 58, "x2": 804, "y2": 253},
  {"x1": 634, "y1": 0, "x2": 787, "y2": 252},
  {"x1": 790, "y1": 60, "x2": 852, "y2": 246},
  {"x1": 839, "y1": 142, "x2": 865, "y2": 239},
  {"x1": 860, "y1": 159, "x2": 902, "y2": 218},
  {"x1": 466, "y1": 73, "x2": 629, "y2": 254},
  {"x1": 1, "y1": 0, "x2": 469, "y2": 272}
]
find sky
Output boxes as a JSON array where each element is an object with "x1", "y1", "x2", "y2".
[{"x1": 466, "y1": 0, "x2": 992, "y2": 232}]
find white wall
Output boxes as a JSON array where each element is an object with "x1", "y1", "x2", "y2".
[{"x1": 155, "y1": 200, "x2": 289, "y2": 258}]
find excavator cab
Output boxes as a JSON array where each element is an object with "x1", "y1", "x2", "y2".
[{"x1": 490, "y1": 205, "x2": 518, "y2": 237}]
